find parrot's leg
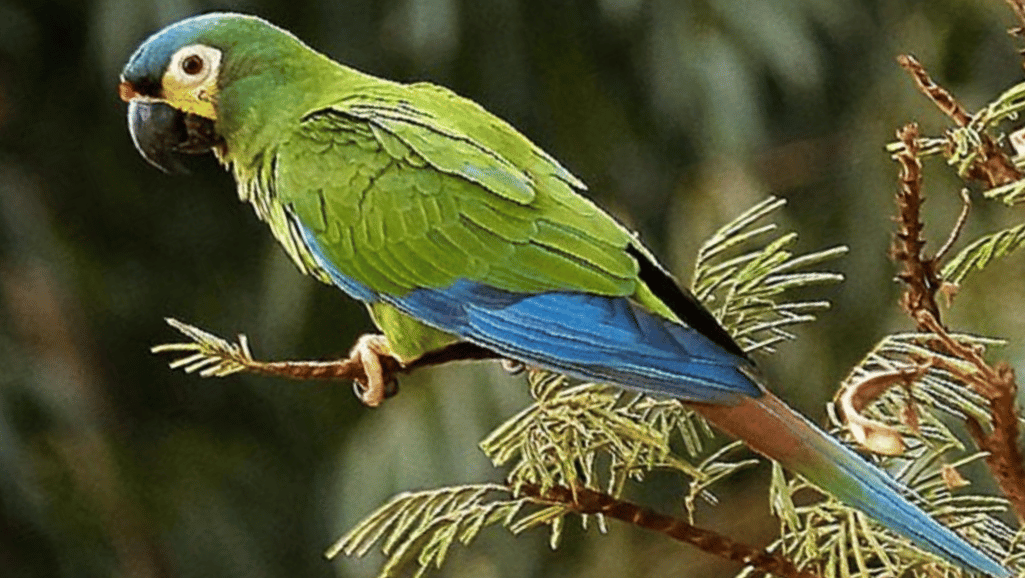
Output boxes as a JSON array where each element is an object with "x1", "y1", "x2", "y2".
[
  {"x1": 350, "y1": 337, "x2": 509, "y2": 405},
  {"x1": 350, "y1": 334, "x2": 401, "y2": 407}
]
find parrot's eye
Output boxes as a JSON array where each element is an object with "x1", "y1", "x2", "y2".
[
  {"x1": 181, "y1": 54, "x2": 204, "y2": 76},
  {"x1": 164, "y1": 44, "x2": 221, "y2": 89}
]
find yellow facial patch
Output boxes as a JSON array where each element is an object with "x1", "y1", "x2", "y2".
[
  {"x1": 162, "y1": 80, "x2": 218, "y2": 119},
  {"x1": 161, "y1": 44, "x2": 222, "y2": 120}
]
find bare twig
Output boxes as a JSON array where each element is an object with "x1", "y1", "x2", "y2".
[
  {"x1": 518, "y1": 484, "x2": 821, "y2": 578},
  {"x1": 935, "y1": 188, "x2": 972, "y2": 263}
]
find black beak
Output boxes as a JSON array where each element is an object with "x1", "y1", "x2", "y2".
[{"x1": 127, "y1": 101, "x2": 221, "y2": 174}]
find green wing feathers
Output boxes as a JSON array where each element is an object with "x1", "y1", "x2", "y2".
[{"x1": 276, "y1": 84, "x2": 642, "y2": 298}]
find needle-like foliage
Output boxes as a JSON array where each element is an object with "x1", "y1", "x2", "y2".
[
  {"x1": 326, "y1": 484, "x2": 538, "y2": 578},
  {"x1": 943, "y1": 225, "x2": 1025, "y2": 285},
  {"x1": 693, "y1": 196, "x2": 847, "y2": 355}
]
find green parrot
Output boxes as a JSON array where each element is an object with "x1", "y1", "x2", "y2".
[{"x1": 119, "y1": 13, "x2": 1007, "y2": 576}]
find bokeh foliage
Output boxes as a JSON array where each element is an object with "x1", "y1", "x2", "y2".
[{"x1": 2, "y1": 1, "x2": 1025, "y2": 577}]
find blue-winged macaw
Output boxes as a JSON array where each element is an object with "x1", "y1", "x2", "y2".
[{"x1": 118, "y1": 13, "x2": 1007, "y2": 575}]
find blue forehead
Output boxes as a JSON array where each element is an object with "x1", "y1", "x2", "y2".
[{"x1": 122, "y1": 13, "x2": 236, "y2": 83}]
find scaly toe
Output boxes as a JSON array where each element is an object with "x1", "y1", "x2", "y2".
[
  {"x1": 501, "y1": 359, "x2": 526, "y2": 375},
  {"x1": 351, "y1": 334, "x2": 399, "y2": 407}
]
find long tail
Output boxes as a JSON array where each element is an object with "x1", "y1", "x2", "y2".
[{"x1": 693, "y1": 391, "x2": 1008, "y2": 577}]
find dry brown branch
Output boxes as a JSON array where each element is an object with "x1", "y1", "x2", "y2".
[
  {"x1": 888, "y1": 108, "x2": 1025, "y2": 520},
  {"x1": 897, "y1": 54, "x2": 1021, "y2": 187},
  {"x1": 890, "y1": 124, "x2": 943, "y2": 324},
  {"x1": 897, "y1": 55, "x2": 971, "y2": 125},
  {"x1": 914, "y1": 311, "x2": 1025, "y2": 523},
  {"x1": 518, "y1": 484, "x2": 821, "y2": 578}
]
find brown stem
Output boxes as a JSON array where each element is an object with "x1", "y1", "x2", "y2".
[
  {"x1": 518, "y1": 484, "x2": 820, "y2": 578},
  {"x1": 242, "y1": 357, "x2": 367, "y2": 380},
  {"x1": 241, "y1": 340, "x2": 499, "y2": 383},
  {"x1": 897, "y1": 55, "x2": 971, "y2": 125},
  {"x1": 231, "y1": 344, "x2": 495, "y2": 406},
  {"x1": 934, "y1": 189, "x2": 971, "y2": 263},
  {"x1": 891, "y1": 123, "x2": 943, "y2": 325},
  {"x1": 915, "y1": 312, "x2": 1025, "y2": 523},
  {"x1": 889, "y1": 118, "x2": 1025, "y2": 522}
]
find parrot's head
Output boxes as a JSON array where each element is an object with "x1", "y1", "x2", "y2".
[{"x1": 119, "y1": 13, "x2": 313, "y2": 173}]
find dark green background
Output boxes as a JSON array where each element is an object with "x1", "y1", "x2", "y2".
[{"x1": 2, "y1": 1, "x2": 1022, "y2": 577}]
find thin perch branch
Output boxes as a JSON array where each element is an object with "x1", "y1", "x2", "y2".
[
  {"x1": 151, "y1": 318, "x2": 372, "y2": 380},
  {"x1": 151, "y1": 318, "x2": 498, "y2": 386}
]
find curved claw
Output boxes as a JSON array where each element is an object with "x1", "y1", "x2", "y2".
[
  {"x1": 352, "y1": 376, "x2": 400, "y2": 404},
  {"x1": 501, "y1": 359, "x2": 526, "y2": 375},
  {"x1": 350, "y1": 334, "x2": 401, "y2": 407}
]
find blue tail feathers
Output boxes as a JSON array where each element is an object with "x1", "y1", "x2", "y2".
[{"x1": 699, "y1": 394, "x2": 1009, "y2": 576}]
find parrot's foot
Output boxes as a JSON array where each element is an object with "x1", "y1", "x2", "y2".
[
  {"x1": 501, "y1": 359, "x2": 526, "y2": 375},
  {"x1": 350, "y1": 334, "x2": 401, "y2": 407}
]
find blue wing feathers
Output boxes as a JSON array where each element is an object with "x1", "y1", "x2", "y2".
[{"x1": 298, "y1": 220, "x2": 758, "y2": 402}]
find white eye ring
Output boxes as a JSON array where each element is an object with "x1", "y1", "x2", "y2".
[{"x1": 167, "y1": 44, "x2": 221, "y2": 87}]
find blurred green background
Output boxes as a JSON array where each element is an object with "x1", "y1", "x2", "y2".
[{"x1": 2, "y1": 0, "x2": 1024, "y2": 577}]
